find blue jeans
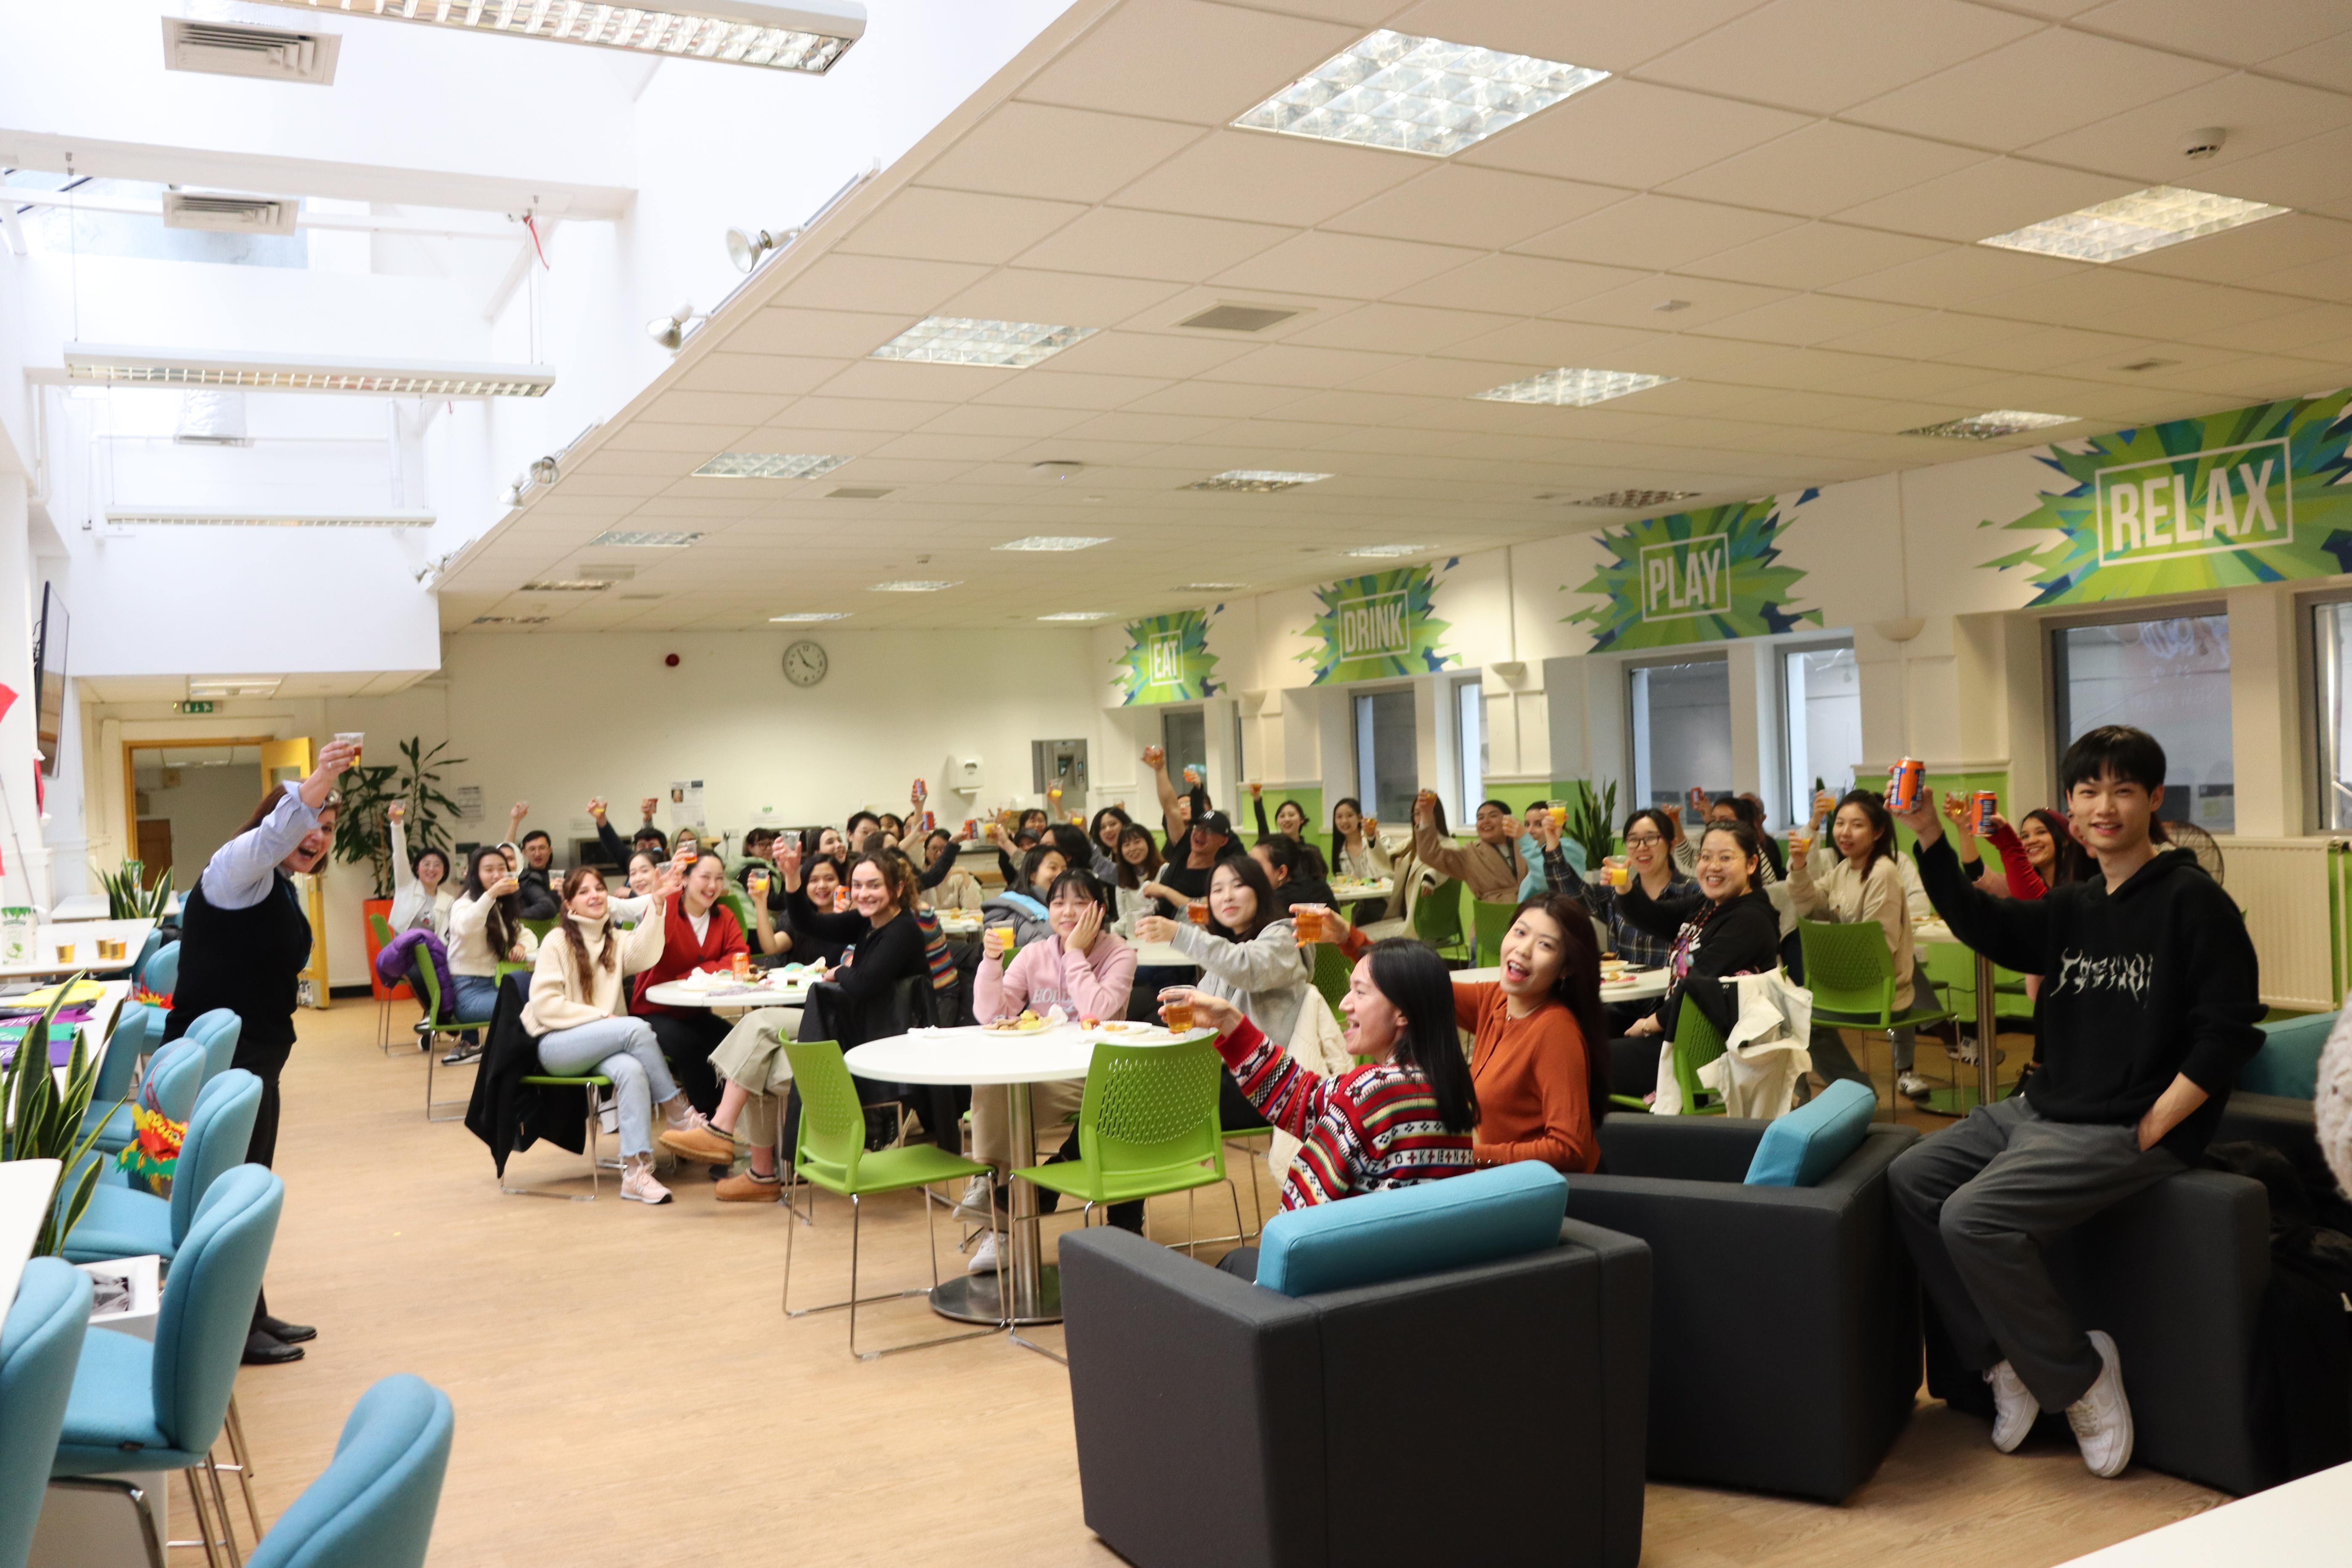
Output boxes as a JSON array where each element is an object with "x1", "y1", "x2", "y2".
[
  {"x1": 450, "y1": 974, "x2": 502, "y2": 1045},
  {"x1": 536, "y1": 1016, "x2": 679, "y2": 1159}
]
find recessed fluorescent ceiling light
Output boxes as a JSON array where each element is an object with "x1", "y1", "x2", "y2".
[
  {"x1": 869, "y1": 579, "x2": 960, "y2": 592},
  {"x1": 693, "y1": 452, "x2": 849, "y2": 479},
  {"x1": 520, "y1": 579, "x2": 611, "y2": 592},
  {"x1": 1903, "y1": 410, "x2": 2076, "y2": 440},
  {"x1": 1187, "y1": 470, "x2": 1333, "y2": 492},
  {"x1": 1474, "y1": 368, "x2": 1675, "y2": 406},
  {"x1": 1980, "y1": 185, "x2": 2288, "y2": 263},
  {"x1": 770, "y1": 612, "x2": 851, "y2": 621},
  {"x1": 104, "y1": 509, "x2": 433, "y2": 527},
  {"x1": 1235, "y1": 30, "x2": 1607, "y2": 157},
  {"x1": 588, "y1": 530, "x2": 704, "y2": 548},
  {"x1": 243, "y1": 0, "x2": 862, "y2": 72},
  {"x1": 869, "y1": 317, "x2": 1096, "y2": 368},
  {"x1": 995, "y1": 536, "x2": 1109, "y2": 552},
  {"x1": 1181, "y1": 581, "x2": 1248, "y2": 590},
  {"x1": 64, "y1": 344, "x2": 552, "y2": 397},
  {"x1": 1037, "y1": 612, "x2": 1108, "y2": 622},
  {"x1": 1567, "y1": 490, "x2": 1701, "y2": 509},
  {"x1": 188, "y1": 677, "x2": 281, "y2": 698},
  {"x1": 1347, "y1": 544, "x2": 1431, "y2": 559},
  {"x1": 472, "y1": 615, "x2": 551, "y2": 625}
]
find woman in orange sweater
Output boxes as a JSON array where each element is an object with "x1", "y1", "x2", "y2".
[{"x1": 1306, "y1": 889, "x2": 1605, "y2": 1173}]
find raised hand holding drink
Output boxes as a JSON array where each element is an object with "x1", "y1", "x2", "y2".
[
  {"x1": 1885, "y1": 758, "x2": 1925, "y2": 813},
  {"x1": 1160, "y1": 991, "x2": 1196, "y2": 1032},
  {"x1": 1187, "y1": 899, "x2": 1211, "y2": 927},
  {"x1": 1293, "y1": 905, "x2": 1324, "y2": 945},
  {"x1": 1973, "y1": 790, "x2": 1998, "y2": 835}
]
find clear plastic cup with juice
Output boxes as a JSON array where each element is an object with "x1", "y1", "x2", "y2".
[
  {"x1": 1293, "y1": 906, "x2": 1323, "y2": 945},
  {"x1": 1161, "y1": 993, "x2": 1195, "y2": 1032},
  {"x1": 1604, "y1": 855, "x2": 1630, "y2": 891},
  {"x1": 1187, "y1": 900, "x2": 1211, "y2": 927}
]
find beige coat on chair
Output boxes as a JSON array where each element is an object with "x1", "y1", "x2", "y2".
[{"x1": 1263, "y1": 989, "x2": 1355, "y2": 1183}]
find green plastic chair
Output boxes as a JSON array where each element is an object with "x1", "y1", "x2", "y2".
[
  {"x1": 1309, "y1": 939, "x2": 1353, "y2": 1012},
  {"x1": 1470, "y1": 899, "x2": 1517, "y2": 968},
  {"x1": 502, "y1": 1065, "x2": 616, "y2": 1200},
  {"x1": 520, "y1": 917, "x2": 560, "y2": 942},
  {"x1": 1412, "y1": 876, "x2": 1469, "y2": 961},
  {"x1": 408, "y1": 959, "x2": 495, "y2": 1123},
  {"x1": 1014, "y1": 1037, "x2": 1238, "y2": 1257},
  {"x1": 1607, "y1": 995, "x2": 1730, "y2": 1115},
  {"x1": 1915, "y1": 938, "x2": 2032, "y2": 1112},
  {"x1": 781, "y1": 1039, "x2": 1001, "y2": 1360},
  {"x1": 1800, "y1": 920, "x2": 1954, "y2": 1117},
  {"x1": 367, "y1": 912, "x2": 407, "y2": 1054}
]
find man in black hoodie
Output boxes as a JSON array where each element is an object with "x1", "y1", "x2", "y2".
[{"x1": 1888, "y1": 725, "x2": 2261, "y2": 1480}]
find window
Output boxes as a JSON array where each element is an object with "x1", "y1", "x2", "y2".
[
  {"x1": 1782, "y1": 644, "x2": 1864, "y2": 821},
  {"x1": 2051, "y1": 613, "x2": 2233, "y2": 829},
  {"x1": 1354, "y1": 688, "x2": 1418, "y2": 828},
  {"x1": 1629, "y1": 658, "x2": 1730, "y2": 811},
  {"x1": 1160, "y1": 708, "x2": 1207, "y2": 798},
  {"x1": 1455, "y1": 677, "x2": 1484, "y2": 815},
  {"x1": 2313, "y1": 602, "x2": 2352, "y2": 829}
]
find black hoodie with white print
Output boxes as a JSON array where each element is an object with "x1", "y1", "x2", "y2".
[{"x1": 1914, "y1": 835, "x2": 2262, "y2": 1156}]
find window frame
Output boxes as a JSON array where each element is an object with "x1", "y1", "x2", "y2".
[
  {"x1": 1352, "y1": 683, "x2": 1418, "y2": 830},
  {"x1": 1774, "y1": 637, "x2": 1859, "y2": 828},
  {"x1": 1623, "y1": 649, "x2": 1730, "y2": 814},
  {"x1": 2045, "y1": 600, "x2": 2229, "y2": 817},
  {"x1": 2304, "y1": 590, "x2": 2352, "y2": 833}
]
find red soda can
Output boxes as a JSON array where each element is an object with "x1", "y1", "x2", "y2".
[
  {"x1": 1886, "y1": 758, "x2": 1924, "y2": 813},
  {"x1": 1972, "y1": 790, "x2": 1997, "y2": 835}
]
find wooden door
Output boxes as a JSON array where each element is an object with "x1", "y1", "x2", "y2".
[{"x1": 134, "y1": 819, "x2": 173, "y2": 885}]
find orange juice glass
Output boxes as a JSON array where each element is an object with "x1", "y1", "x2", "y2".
[
  {"x1": 1293, "y1": 907, "x2": 1323, "y2": 944},
  {"x1": 1605, "y1": 856, "x2": 1630, "y2": 891},
  {"x1": 1162, "y1": 995, "x2": 1195, "y2": 1032},
  {"x1": 1187, "y1": 900, "x2": 1210, "y2": 927}
]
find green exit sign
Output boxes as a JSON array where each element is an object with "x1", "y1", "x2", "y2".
[{"x1": 173, "y1": 700, "x2": 216, "y2": 714}]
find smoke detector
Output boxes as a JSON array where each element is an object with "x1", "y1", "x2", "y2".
[
  {"x1": 2182, "y1": 126, "x2": 2226, "y2": 160},
  {"x1": 1031, "y1": 460, "x2": 1085, "y2": 481}
]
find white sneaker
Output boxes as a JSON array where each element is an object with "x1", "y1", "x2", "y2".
[
  {"x1": 1985, "y1": 1360, "x2": 2035, "y2": 1453},
  {"x1": 2066, "y1": 1330, "x2": 2134, "y2": 1478},
  {"x1": 952, "y1": 1176, "x2": 993, "y2": 1223},
  {"x1": 619, "y1": 1159, "x2": 674, "y2": 1206},
  {"x1": 966, "y1": 1229, "x2": 1000, "y2": 1275},
  {"x1": 1897, "y1": 1071, "x2": 1936, "y2": 1099},
  {"x1": 1952, "y1": 1037, "x2": 2008, "y2": 1069},
  {"x1": 664, "y1": 1104, "x2": 714, "y2": 1134}
]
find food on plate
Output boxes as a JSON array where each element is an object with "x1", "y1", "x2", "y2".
[
  {"x1": 985, "y1": 1010, "x2": 1047, "y2": 1032},
  {"x1": 1079, "y1": 1015, "x2": 1100, "y2": 1029}
]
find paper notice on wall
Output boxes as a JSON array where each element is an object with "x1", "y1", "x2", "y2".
[
  {"x1": 451, "y1": 786, "x2": 483, "y2": 823},
  {"x1": 669, "y1": 779, "x2": 707, "y2": 832}
]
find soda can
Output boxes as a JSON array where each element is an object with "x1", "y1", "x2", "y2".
[
  {"x1": 962, "y1": 818, "x2": 977, "y2": 839},
  {"x1": 833, "y1": 886, "x2": 850, "y2": 913},
  {"x1": 1885, "y1": 758, "x2": 1925, "y2": 813},
  {"x1": 1973, "y1": 790, "x2": 1998, "y2": 835},
  {"x1": 913, "y1": 778, "x2": 927, "y2": 803}
]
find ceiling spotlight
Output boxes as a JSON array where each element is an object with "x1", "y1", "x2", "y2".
[
  {"x1": 647, "y1": 303, "x2": 707, "y2": 352},
  {"x1": 528, "y1": 454, "x2": 560, "y2": 488},
  {"x1": 498, "y1": 479, "x2": 523, "y2": 507},
  {"x1": 726, "y1": 224, "x2": 803, "y2": 273}
]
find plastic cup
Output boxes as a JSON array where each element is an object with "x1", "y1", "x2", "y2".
[
  {"x1": 1605, "y1": 856, "x2": 1630, "y2": 891},
  {"x1": 1187, "y1": 900, "x2": 1210, "y2": 927},
  {"x1": 54, "y1": 943, "x2": 75, "y2": 963},
  {"x1": 1162, "y1": 995, "x2": 1195, "y2": 1032},
  {"x1": 1548, "y1": 806, "x2": 1568, "y2": 832},
  {"x1": 333, "y1": 731, "x2": 364, "y2": 763},
  {"x1": 1293, "y1": 907, "x2": 1323, "y2": 944}
]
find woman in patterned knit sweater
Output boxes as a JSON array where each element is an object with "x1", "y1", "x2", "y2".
[{"x1": 1173, "y1": 939, "x2": 1478, "y2": 1231}]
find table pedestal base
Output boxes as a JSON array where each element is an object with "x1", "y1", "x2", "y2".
[{"x1": 929, "y1": 1264, "x2": 1062, "y2": 1326}]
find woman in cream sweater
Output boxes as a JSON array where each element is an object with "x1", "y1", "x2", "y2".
[
  {"x1": 523, "y1": 864, "x2": 717, "y2": 1206},
  {"x1": 1790, "y1": 789, "x2": 1930, "y2": 1101}
]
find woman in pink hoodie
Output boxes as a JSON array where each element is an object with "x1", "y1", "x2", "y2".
[{"x1": 963, "y1": 868, "x2": 1135, "y2": 1269}]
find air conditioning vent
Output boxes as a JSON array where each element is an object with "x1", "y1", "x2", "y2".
[
  {"x1": 1177, "y1": 305, "x2": 1302, "y2": 333},
  {"x1": 579, "y1": 564, "x2": 638, "y2": 581},
  {"x1": 161, "y1": 18, "x2": 340, "y2": 85},
  {"x1": 163, "y1": 192, "x2": 298, "y2": 236}
]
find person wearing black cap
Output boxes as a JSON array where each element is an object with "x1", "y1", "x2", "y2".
[{"x1": 1139, "y1": 807, "x2": 1241, "y2": 917}]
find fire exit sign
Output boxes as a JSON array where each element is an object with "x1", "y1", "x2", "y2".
[{"x1": 172, "y1": 700, "x2": 216, "y2": 714}]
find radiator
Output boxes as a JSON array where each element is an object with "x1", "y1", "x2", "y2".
[{"x1": 2215, "y1": 836, "x2": 2346, "y2": 1011}]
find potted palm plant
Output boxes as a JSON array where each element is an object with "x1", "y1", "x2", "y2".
[
  {"x1": 331, "y1": 738, "x2": 467, "y2": 997},
  {"x1": 0, "y1": 976, "x2": 117, "y2": 1255},
  {"x1": 1564, "y1": 779, "x2": 1621, "y2": 876}
]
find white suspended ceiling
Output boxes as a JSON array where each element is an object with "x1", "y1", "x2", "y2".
[{"x1": 440, "y1": 0, "x2": 2352, "y2": 633}]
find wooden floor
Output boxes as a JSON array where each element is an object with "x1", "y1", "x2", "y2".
[{"x1": 205, "y1": 1003, "x2": 2222, "y2": 1567}]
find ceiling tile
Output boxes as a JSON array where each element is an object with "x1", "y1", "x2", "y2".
[
  {"x1": 1439, "y1": 318, "x2": 1681, "y2": 367},
  {"x1": 715, "y1": 307, "x2": 913, "y2": 359},
  {"x1": 1015, "y1": 206, "x2": 1299, "y2": 283},
  {"x1": 671, "y1": 353, "x2": 840, "y2": 397},
  {"x1": 1031, "y1": 330, "x2": 1258, "y2": 379},
  {"x1": 970, "y1": 370, "x2": 1175, "y2": 411},
  {"x1": 2112, "y1": 211, "x2": 2352, "y2": 285},
  {"x1": 1457, "y1": 78, "x2": 1812, "y2": 188},
  {"x1": 2029, "y1": 73, "x2": 2352, "y2": 191},
  {"x1": 1512, "y1": 194, "x2": 1803, "y2": 270},
  {"x1": 1679, "y1": 221, "x2": 1948, "y2": 288},
  {"x1": 869, "y1": 433, "x2": 1031, "y2": 464},
  {"x1": 1826, "y1": 243, "x2": 2086, "y2": 307},
  {"x1": 937, "y1": 267, "x2": 1182, "y2": 326},
  {"x1": 2264, "y1": 30, "x2": 2352, "y2": 93},
  {"x1": 2188, "y1": 123, "x2": 2352, "y2": 211},
  {"x1": 638, "y1": 390, "x2": 793, "y2": 426},
  {"x1": 599, "y1": 421, "x2": 755, "y2": 453},
  {"x1": 2072, "y1": 0, "x2": 2352, "y2": 64},
  {"x1": 1661, "y1": 121, "x2": 1989, "y2": 216},
  {"x1": 2250, "y1": 253, "x2": 2352, "y2": 304},
  {"x1": 1118, "y1": 380, "x2": 1304, "y2": 418},
  {"x1": 1016, "y1": 1, "x2": 1359, "y2": 125},
  {"x1": 1699, "y1": 292, "x2": 1925, "y2": 346},
  {"x1": 1323, "y1": 165, "x2": 1624, "y2": 250},
  {"x1": 1389, "y1": 252, "x2": 1649, "y2": 315},
  {"x1": 1386, "y1": 0, "x2": 1773, "y2": 72},
  {"x1": 2076, "y1": 283, "x2": 2310, "y2": 339},
  {"x1": 1109, "y1": 129, "x2": 1423, "y2": 226},
  {"x1": 835, "y1": 188, "x2": 1088, "y2": 267},
  {"x1": 1831, "y1": 157, "x2": 2140, "y2": 243},
  {"x1": 1813, "y1": 308, "x2": 2038, "y2": 359},
  {"x1": 1636, "y1": 0, "x2": 2040, "y2": 115},
  {"x1": 754, "y1": 253, "x2": 993, "y2": 316},
  {"x1": 1211, "y1": 230, "x2": 1484, "y2": 299},
  {"x1": 915, "y1": 104, "x2": 1204, "y2": 203},
  {"x1": 1285, "y1": 302, "x2": 1526, "y2": 353},
  {"x1": 1843, "y1": 29, "x2": 2229, "y2": 150},
  {"x1": 1546, "y1": 273, "x2": 1791, "y2": 329},
  {"x1": 1200, "y1": 342, "x2": 1414, "y2": 387},
  {"x1": 763, "y1": 396, "x2": 960, "y2": 432}
]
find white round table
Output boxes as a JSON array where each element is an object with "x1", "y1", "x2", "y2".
[
  {"x1": 843, "y1": 1023, "x2": 1210, "y2": 1326},
  {"x1": 1453, "y1": 965, "x2": 1672, "y2": 1002},
  {"x1": 1327, "y1": 878, "x2": 1393, "y2": 904},
  {"x1": 644, "y1": 972, "x2": 820, "y2": 1011}
]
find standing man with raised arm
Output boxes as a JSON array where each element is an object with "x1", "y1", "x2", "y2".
[
  {"x1": 1885, "y1": 725, "x2": 2261, "y2": 1480},
  {"x1": 503, "y1": 802, "x2": 564, "y2": 920}
]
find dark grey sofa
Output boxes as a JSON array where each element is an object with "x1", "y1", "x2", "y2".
[
  {"x1": 1563, "y1": 1114, "x2": 1922, "y2": 1503},
  {"x1": 1059, "y1": 1219, "x2": 1651, "y2": 1568}
]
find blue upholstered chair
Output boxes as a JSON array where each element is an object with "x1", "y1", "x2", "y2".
[
  {"x1": 244, "y1": 1375, "x2": 455, "y2": 1568},
  {"x1": 1, "y1": 1259, "x2": 94, "y2": 1568},
  {"x1": 129, "y1": 929, "x2": 164, "y2": 988},
  {"x1": 180, "y1": 1008, "x2": 244, "y2": 1088},
  {"x1": 88, "y1": 1037, "x2": 208, "y2": 1160},
  {"x1": 65, "y1": 1068, "x2": 262, "y2": 1266},
  {"x1": 139, "y1": 940, "x2": 180, "y2": 997},
  {"x1": 83, "y1": 1005, "x2": 153, "y2": 1147},
  {"x1": 51, "y1": 1165, "x2": 285, "y2": 1568}
]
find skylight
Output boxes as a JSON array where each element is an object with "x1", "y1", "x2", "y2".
[
  {"x1": 995, "y1": 536, "x2": 1110, "y2": 552},
  {"x1": 1979, "y1": 186, "x2": 2288, "y2": 264},
  {"x1": 869, "y1": 318, "x2": 1097, "y2": 369},
  {"x1": 243, "y1": 0, "x2": 863, "y2": 73},
  {"x1": 1347, "y1": 544, "x2": 1431, "y2": 559},
  {"x1": 1234, "y1": 30, "x2": 1607, "y2": 158},
  {"x1": 869, "y1": 580, "x2": 961, "y2": 592},
  {"x1": 1902, "y1": 411, "x2": 2076, "y2": 440},
  {"x1": 692, "y1": 452, "x2": 849, "y2": 479},
  {"x1": 1186, "y1": 471, "x2": 1333, "y2": 492},
  {"x1": 1473, "y1": 368, "x2": 1675, "y2": 407},
  {"x1": 589, "y1": 530, "x2": 704, "y2": 548}
]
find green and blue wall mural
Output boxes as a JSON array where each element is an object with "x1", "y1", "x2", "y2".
[
  {"x1": 1297, "y1": 563, "x2": 1457, "y2": 685},
  {"x1": 1568, "y1": 495, "x2": 1822, "y2": 651},
  {"x1": 1112, "y1": 608, "x2": 1220, "y2": 705}
]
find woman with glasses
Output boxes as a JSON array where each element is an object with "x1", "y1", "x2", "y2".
[
  {"x1": 1607, "y1": 819, "x2": 1782, "y2": 1099},
  {"x1": 1579, "y1": 809, "x2": 1696, "y2": 1024}
]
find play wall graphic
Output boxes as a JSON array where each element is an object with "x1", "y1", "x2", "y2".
[
  {"x1": 1112, "y1": 608, "x2": 1221, "y2": 706},
  {"x1": 1296, "y1": 563, "x2": 1458, "y2": 685},
  {"x1": 1568, "y1": 494, "x2": 1822, "y2": 651}
]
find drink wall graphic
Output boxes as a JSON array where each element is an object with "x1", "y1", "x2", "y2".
[
  {"x1": 1981, "y1": 393, "x2": 2352, "y2": 603},
  {"x1": 1298, "y1": 564, "x2": 1456, "y2": 684},
  {"x1": 1569, "y1": 496, "x2": 1820, "y2": 651},
  {"x1": 1112, "y1": 608, "x2": 1220, "y2": 705}
]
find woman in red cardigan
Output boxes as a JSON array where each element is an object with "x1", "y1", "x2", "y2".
[{"x1": 628, "y1": 853, "x2": 748, "y2": 1120}]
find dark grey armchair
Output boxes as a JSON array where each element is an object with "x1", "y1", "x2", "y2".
[
  {"x1": 1059, "y1": 1220, "x2": 1652, "y2": 1568},
  {"x1": 1563, "y1": 1114, "x2": 1923, "y2": 1503}
]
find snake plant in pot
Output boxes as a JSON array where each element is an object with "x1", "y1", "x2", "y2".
[
  {"x1": 1564, "y1": 780, "x2": 1620, "y2": 875},
  {"x1": 0, "y1": 974, "x2": 117, "y2": 1255},
  {"x1": 95, "y1": 859, "x2": 172, "y2": 921}
]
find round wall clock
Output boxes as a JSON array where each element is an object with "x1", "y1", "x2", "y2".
[{"x1": 783, "y1": 640, "x2": 829, "y2": 688}]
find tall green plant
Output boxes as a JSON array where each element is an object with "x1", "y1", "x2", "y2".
[
  {"x1": 333, "y1": 737, "x2": 469, "y2": 898},
  {"x1": 0, "y1": 974, "x2": 116, "y2": 1256},
  {"x1": 1565, "y1": 779, "x2": 1620, "y2": 872},
  {"x1": 93, "y1": 859, "x2": 173, "y2": 920}
]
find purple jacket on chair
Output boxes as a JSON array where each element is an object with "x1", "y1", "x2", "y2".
[{"x1": 376, "y1": 927, "x2": 459, "y2": 1020}]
